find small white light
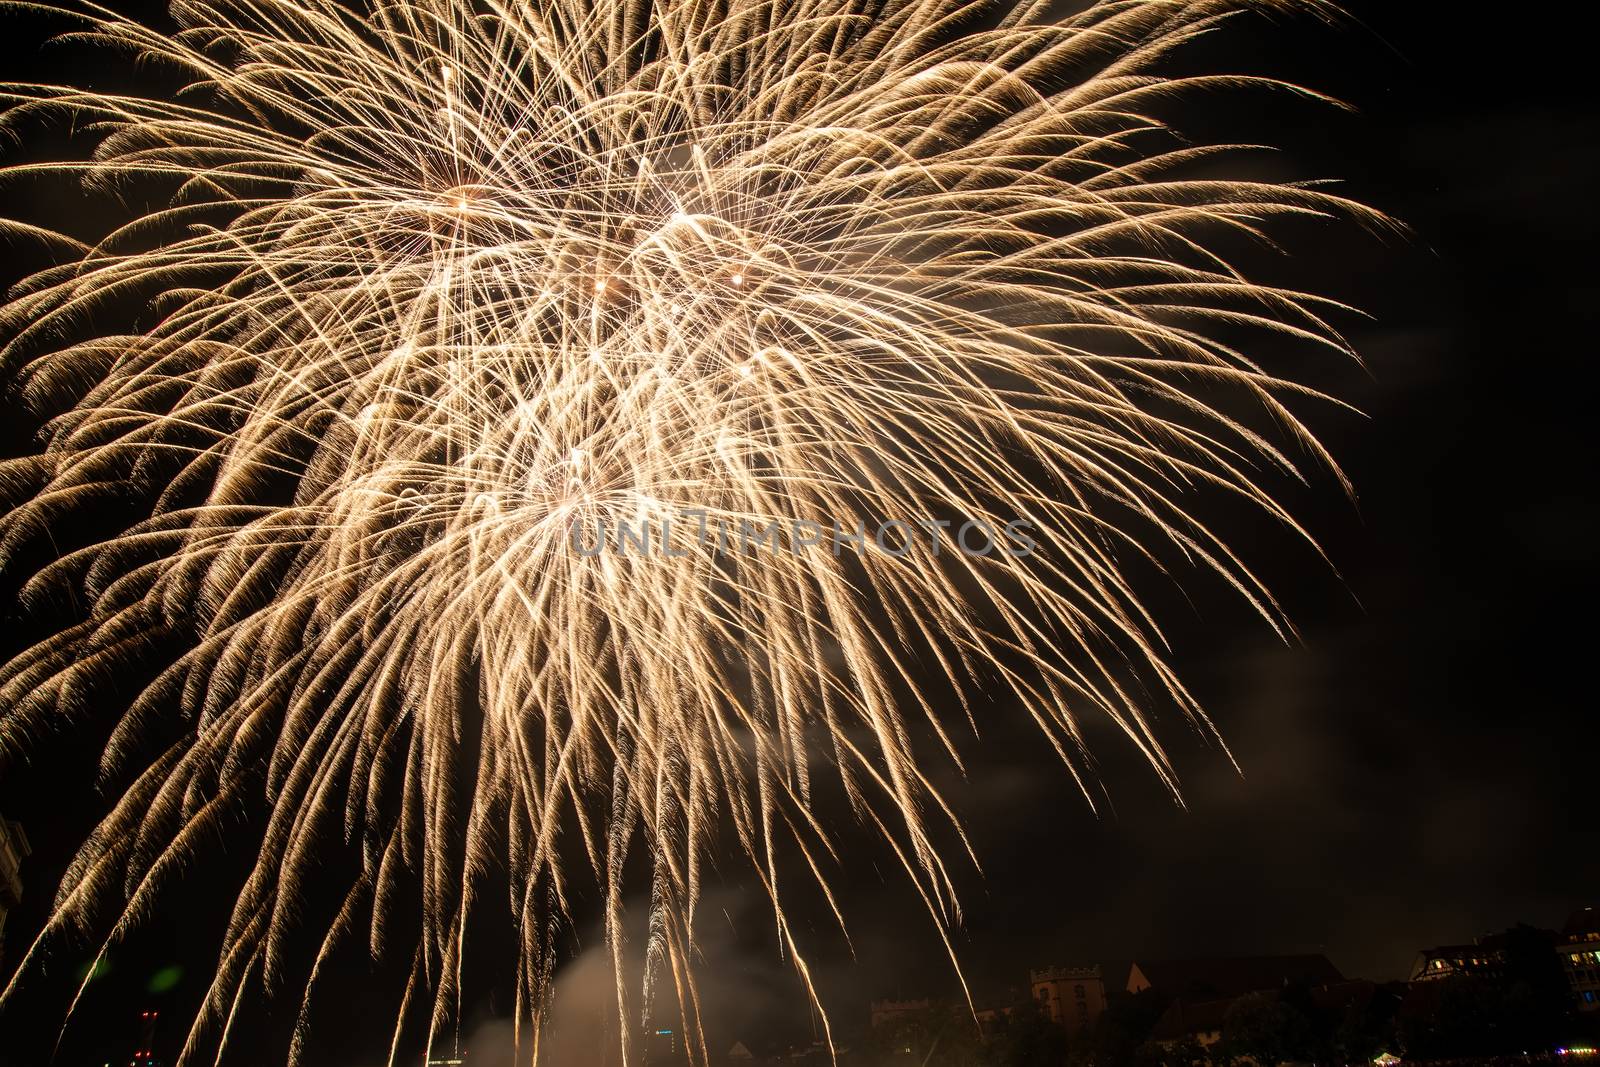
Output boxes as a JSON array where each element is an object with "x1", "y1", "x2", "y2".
[{"x1": 729, "y1": 273, "x2": 743, "y2": 287}]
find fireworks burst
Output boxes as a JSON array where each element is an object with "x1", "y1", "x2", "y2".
[{"x1": 0, "y1": 0, "x2": 1377, "y2": 1061}]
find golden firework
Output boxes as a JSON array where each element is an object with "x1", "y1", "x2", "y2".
[{"x1": 0, "y1": 0, "x2": 1379, "y2": 1062}]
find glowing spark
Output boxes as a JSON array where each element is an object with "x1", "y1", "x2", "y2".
[{"x1": 0, "y1": 0, "x2": 1379, "y2": 1063}]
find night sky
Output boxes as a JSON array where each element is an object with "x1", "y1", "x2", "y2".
[{"x1": 1, "y1": 1, "x2": 1597, "y2": 1063}]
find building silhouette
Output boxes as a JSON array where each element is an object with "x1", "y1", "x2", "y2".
[
  {"x1": 1560, "y1": 906, "x2": 1600, "y2": 1012},
  {"x1": 1030, "y1": 964, "x2": 1106, "y2": 1035}
]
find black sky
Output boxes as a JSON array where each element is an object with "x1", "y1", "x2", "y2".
[{"x1": 1, "y1": 0, "x2": 1597, "y2": 1063}]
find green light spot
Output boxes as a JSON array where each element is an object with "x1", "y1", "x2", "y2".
[
  {"x1": 147, "y1": 965, "x2": 183, "y2": 993},
  {"x1": 74, "y1": 958, "x2": 112, "y2": 982}
]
